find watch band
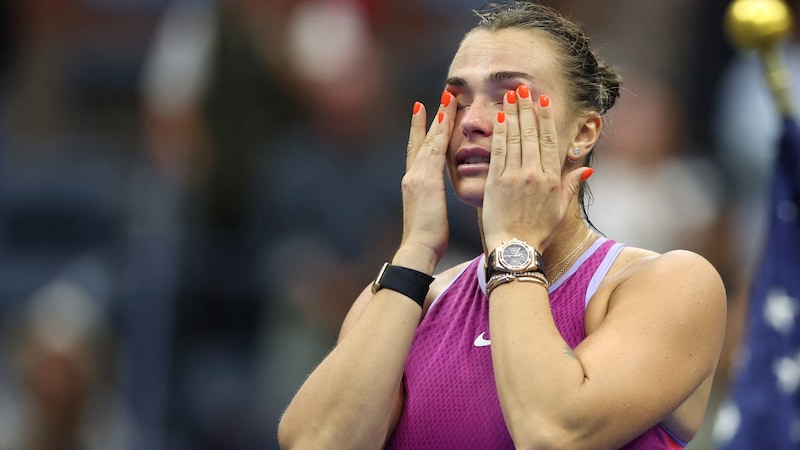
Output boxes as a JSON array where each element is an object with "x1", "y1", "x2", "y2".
[{"x1": 372, "y1": 263, "x2": 435, "y2": 308}]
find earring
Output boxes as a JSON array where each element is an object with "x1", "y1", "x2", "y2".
[{"x1": 567, "y1": 147, "x2": 581, "y2": 164}]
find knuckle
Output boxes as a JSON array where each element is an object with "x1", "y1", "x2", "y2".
[
  {"x1": 401, "y1": 174, "x2": 412, "y2": 190},
  {"x1": 540, "y1": 132, "x2": 557, "y2": 146},
  {"x1": 522, "y1": 127, "x2": 539, "y2": 140},
  {"x1": 507, "y1": 135, "x2": 522, "y2": 145},
  {"x1": 523, "y1": 170, "x2": 540, "y2": 184},
  {"x1": 402, "y1": 172, "x2": 422, "y2": 191},
  {"x1": 491, "y1": 146, "x2": 506, "y2": 158}
]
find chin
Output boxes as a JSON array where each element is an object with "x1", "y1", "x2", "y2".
[{"x1": 451, "y1": 178, "x2": 486, "y2": 208}]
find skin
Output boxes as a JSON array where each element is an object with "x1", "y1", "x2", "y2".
[{"x1": 277, "y1": 28, "x2": 727, "y2": 450}]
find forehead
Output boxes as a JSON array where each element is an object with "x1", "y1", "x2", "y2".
[{"x1": 448, "y1": 28, "x2": 563, "y2": 92}]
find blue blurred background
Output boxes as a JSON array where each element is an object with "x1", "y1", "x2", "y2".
[{"x1": 0, "y1": 0, "x2": 792, "y2": 448}]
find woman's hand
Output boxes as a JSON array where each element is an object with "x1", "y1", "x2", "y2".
[
  {"x1": 481, "y1": 85, "x2": 590, "y2": 252},
  {"x1": 394, "y1": 93, "x2": 457, "y2": 274}
]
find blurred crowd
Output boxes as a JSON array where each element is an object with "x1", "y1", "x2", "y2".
[{"x1": 0, "y1": 0, "x2": 794, "y2": 449}]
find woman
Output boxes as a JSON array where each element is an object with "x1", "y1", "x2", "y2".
[{"x1": 277, "y1": 2, "x2": 726, "y2": 449}]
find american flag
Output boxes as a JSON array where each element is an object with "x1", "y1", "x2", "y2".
[{"x1": 715, "y1": 117, "x2": 800, "y2": 449}]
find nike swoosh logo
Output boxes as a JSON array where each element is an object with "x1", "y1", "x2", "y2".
[{"x1": 473, "y1": 332, "x2": 491, "y2": 347}]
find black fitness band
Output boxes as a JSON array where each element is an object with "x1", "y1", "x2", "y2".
[{"x1": 371, "y1": 263, "x2": 435, "y2": 308}]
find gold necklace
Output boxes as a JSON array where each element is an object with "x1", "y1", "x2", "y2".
[{"x1": 545, "y1": 229, "x2": 594, "y2": 284}]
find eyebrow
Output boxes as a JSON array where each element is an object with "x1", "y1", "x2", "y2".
[{"x1": 445, "y1": 71, "x2": 535, "y2": 88}]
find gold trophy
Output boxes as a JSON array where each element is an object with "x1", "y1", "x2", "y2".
[{"x1": 725, "y1": 0, "x2": 795, "y2": 117}]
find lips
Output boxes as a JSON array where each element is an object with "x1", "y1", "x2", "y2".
[
  {"x1": 456, "y1": 147, "x2": 491, "y2": 166},
  {"x1": 455, "y1": 147, "x2": 491, "y2": 176}
]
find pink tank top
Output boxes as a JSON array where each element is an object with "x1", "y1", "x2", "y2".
[{"x1": 386, "y1": 238, "x2": 686, "y2": 449}]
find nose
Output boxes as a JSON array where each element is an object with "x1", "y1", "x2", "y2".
[{"x1": 459, "y1": 99, "x2": 497, "y2": 139}]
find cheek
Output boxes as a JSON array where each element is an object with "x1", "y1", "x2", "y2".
[{"x1": 447, "y1": 129, "x2": 463, "y2": 158}]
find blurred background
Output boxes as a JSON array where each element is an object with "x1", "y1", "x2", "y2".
[{"x1": 0, "y1": 0, "x2": 792, "y2": 448}]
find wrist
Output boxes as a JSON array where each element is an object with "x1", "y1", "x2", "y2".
[{"x1": 391, "y1": 244, "x2": 439, "y2": 276}]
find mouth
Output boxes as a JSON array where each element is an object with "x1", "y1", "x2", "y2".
[
  {"x1": 456, "y1": 147, "x2": 491, "y2": 166},
  {"x1": 462, "y1": 155, "x2": 491, "y2": 164},
  {"x1": 456, "y1": 147, "x2": 491, "y2": 174}
]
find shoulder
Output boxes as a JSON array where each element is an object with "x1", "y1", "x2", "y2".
[
  {"x1": 612, "y1": 247, "x2": 725, "y2": 297},
  {"x1": 587, "y1": 246, "x2": 727, "y2": 335}
]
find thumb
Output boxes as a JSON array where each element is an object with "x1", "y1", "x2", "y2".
[{"x1": 560, "y1": 167, "x2": 594, "y2": 206}]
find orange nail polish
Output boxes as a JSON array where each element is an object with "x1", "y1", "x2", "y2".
[
  {"x1": 581, "y1": 168, "x2": 594, "y2": 181},
  {"x1": 497, "y1": 111, "x2": 505, "y2": 123},
  {"x1": 518, "y1": 84, "x2": 530, "y2": 99},
  {"x1": 506, "y1": 90, "x2": 517, "y2": 104},
  {"x1": 539, "y1": 94, "x2": 550, "y2": 108},
  {"x1": 437, "y1": 111, "x2": 445, "y2": 124},
  {"x1": 441, "y1": 91, "x2": 452, "y2": 107},
  {"x1": 413, "y1": 101, "x2": 422, "y2": 115}
]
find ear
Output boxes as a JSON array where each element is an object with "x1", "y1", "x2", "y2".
[{"x1": 568, "y1": 114, "x2": 602, "y2": 160}]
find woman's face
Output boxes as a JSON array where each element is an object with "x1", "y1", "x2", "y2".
[{"x1": 444, "y1": 28, "x2": 571, "y2": 207}]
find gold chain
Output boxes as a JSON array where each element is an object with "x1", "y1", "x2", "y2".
[{"x1": 545, "y1": 229, "x2": 594, "y2": 284}]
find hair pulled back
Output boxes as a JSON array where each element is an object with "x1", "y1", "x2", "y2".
[{"x1": 472, "y1": 1, "x2": 621, "y2": 116}]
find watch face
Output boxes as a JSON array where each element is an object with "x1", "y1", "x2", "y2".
[{"x1": 499, "y1": 242, "x2": 532, "y2": 270}]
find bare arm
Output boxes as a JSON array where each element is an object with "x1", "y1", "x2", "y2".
[
  {"x1": 277, "y1": 279, "x2": 422, "y2": 448},
  {"x1": 488, "y1": 249, "x2": 727, "y2": 449},
  {"x1": 278, "y1": 95, "x2": 459, "y2": 448}
]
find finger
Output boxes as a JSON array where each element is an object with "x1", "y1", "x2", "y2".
[
  {"x1": 537, "y1": 94, "x2": 561, "y2": 175},
  {"x1": 516, "y1": 84, "x2": 541, "y2": 169},
  {"x1": 415, "y1": 91, "x2": 456, "y2": 173},
  {"x1": 406, "y1": 101, "x2": 426, "y2": 171},
  {"x1": 489, "y1": 110, "x2": 508, "y2": 179},
  {"x1": 560, "y1": 167, "x2": 594, "y2": 208},
  {"x1": 503, "y1": 90, "x2": 522, "y2": 168}
]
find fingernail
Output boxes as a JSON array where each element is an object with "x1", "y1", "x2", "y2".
[
  {"x1": 441, "y1": 90, "x2": 452, "y2": 107},
  {"x1": 518, "y1": 84, "x2": 530, "y2": 99},
  {"x1": 497, "y1": 111, "x2": 505, "y2": 123},
  {"x1": 437, "y1": 111, "x2": 445, "y2": 124},
  {"x1": 506, "y1": 90, "x2": 517, "y2": 104},
  {"x1": 539, "y1": 94, "x2": 550, "y2": 108},
  {"x1": 581, "y1": 168, "x2": 594, "y2": 181},
  {"x1": 413, "y1": 101, "x2": 422, "y2": 115}
]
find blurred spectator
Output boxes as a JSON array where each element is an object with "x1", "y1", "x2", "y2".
[
  {"x1": 0, "y1": 0, "x2": 166, "y2": 448},
  {"x1": 588, "y1": 75, "x2": 724, "y2": 256},
  {"x1": 0, "y1": 261, "x2": 132, "y2": 450},
  {"x1": 141, "y1": 0, "x2": 301, "y2": 447},
  {"x1": 250, "y1": 0, "x2": 406, "y2": 443}
]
